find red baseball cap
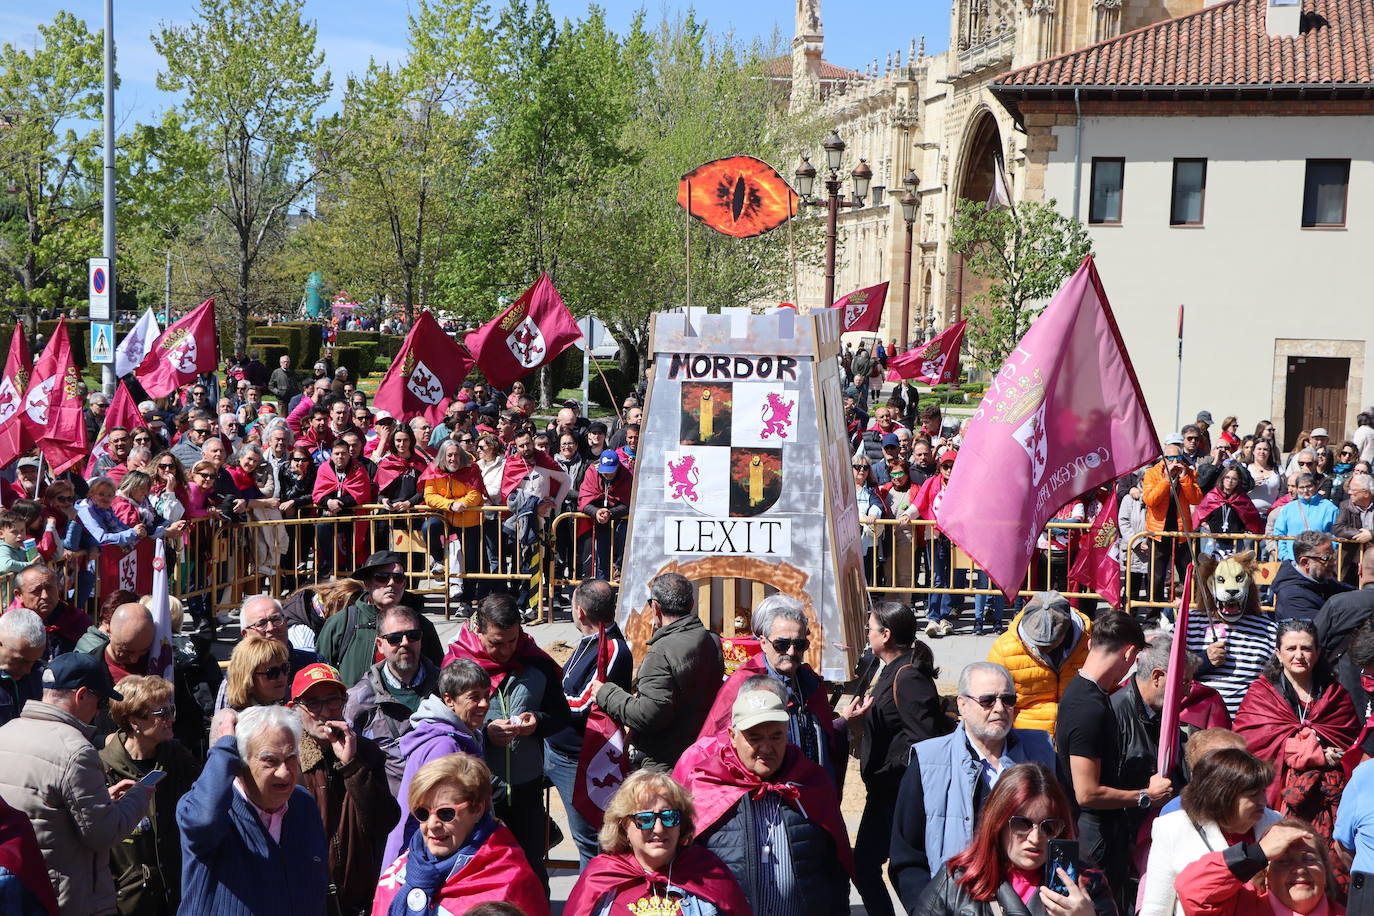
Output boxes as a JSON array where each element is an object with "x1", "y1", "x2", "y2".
[
  {"x1": 939, "y1": 449, "x2": 959, "y2": 464},
  {"x1": 290, "y1": 663, "x2": 346, "y2": 702}
]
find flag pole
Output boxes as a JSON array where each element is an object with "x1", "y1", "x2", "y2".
[
  {"x1": 788, "y1": 190, "x2": 799, "y2": 307},
  {"x1": 685, "y1": 179, "x2": 693, "y2": 312},
  {"x1": 1173, "y1": 304, "x2": 1185, "y2": 432},
  {"x1": 593, "y1": 358, "x2": 624, "y2": 425}
]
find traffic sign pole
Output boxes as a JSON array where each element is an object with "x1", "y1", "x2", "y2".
[{"x1": 101, "y1": 0, "x2": 117, "y2": 395}]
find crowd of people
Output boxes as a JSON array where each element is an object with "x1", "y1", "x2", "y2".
[{"x1": 0, "y1": 335, "x2": 1372, "y2": 916}]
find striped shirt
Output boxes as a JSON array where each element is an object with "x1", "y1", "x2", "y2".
[
  {"x1": 751, "y1": 792, "x2": 799, "y2": 916},
  {"x1": 1186, "y1": 612, "x2": 1278, "y2": 717}
]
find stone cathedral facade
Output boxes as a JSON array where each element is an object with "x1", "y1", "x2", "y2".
[{"x1": 776, "y1": 0, "x2": 1203, "y2": 343}]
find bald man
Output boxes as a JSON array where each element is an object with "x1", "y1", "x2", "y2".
[{"x1": 92, "y1": 603, "x2": 156, "y2": 684}]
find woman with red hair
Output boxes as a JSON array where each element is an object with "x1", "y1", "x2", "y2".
[{"x1": 913, "y1": 763, "x2": 1115, "y2": 915}]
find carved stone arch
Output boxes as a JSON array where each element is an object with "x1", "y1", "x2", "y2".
[{"x1": 947, "y1": 106, "x2": 1005, "y2": 324}]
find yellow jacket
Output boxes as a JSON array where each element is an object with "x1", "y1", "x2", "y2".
[
  {"x1": 421, "y1": 471, "x2": 485, "y2": 529},
  {"x1": 985, "y1": 607, "x2": 1093, "y2": 734}
]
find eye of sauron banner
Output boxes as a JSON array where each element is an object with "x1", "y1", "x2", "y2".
[{"x1": 677, "y1": 156, "x2": 798, "y2": 239}]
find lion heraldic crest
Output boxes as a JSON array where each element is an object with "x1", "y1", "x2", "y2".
[
  {"x1": 667, "y1": 455, "x2": 700, "y2": 501},
  {"x1": 760, "y1": 392, "x2": 795, "y2": 439}
]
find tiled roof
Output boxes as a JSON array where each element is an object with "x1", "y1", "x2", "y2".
[
  {"x1": 764, "y1": 56, "x2": 866, "y2": 81},
  {"x1": 996, "y1": 0, "x2": 1374, "y2": 88}
]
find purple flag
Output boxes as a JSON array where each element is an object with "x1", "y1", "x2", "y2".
[{"x1": 935, "y1": 256, "x2": 1159, "y2": 600}]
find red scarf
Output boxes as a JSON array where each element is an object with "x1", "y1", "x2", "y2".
[
  {"x1": 227, "y1": 465, "x2": 258, "y2": 495},
  {"x1": 1190, "y1": 487, "x2": 1264, "y2": 534},
  {"x1": 1234, "y1": 676, "x2": 1359, "y2": 806},
  {"x1": 374, "y1": 452, "x2": 426, "y2": 493},
  {"x1": 0, "y1": 797, "x2": 57, "y2": 915},
  {"x1": 686, "y1": 740, "x2": 853, "y2": 876},
  {"x1": 564, "y1": 846, "x2": 753, "y2": 916},
  {"x1": 441, "y1": 625, "x2": 561, "y2": 689},
  {"x1": 311, "y1": 459, "x2": 373, "y2": 506}
]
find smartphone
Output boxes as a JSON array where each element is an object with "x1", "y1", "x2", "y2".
[
  {"x1": 1045, "y1": 839, "x2": 1079, "y2": 896},
  {"x1": 138, "y1": 770, "x2": 167, "y2": 789}
]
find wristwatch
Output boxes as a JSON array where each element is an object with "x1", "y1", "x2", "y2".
[{"x1": 1137, "y1": 790, "x2": 1151, "y2": 809}]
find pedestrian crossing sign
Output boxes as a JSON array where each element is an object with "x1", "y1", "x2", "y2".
[{"x1": 90, "y1": 321, "x2": 115, "y2": 365}]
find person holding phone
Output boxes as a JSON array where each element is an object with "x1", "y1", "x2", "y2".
[
  {"x1": 100, "y1": 674, "x2": 198, "y2": 916},
  {"x1": 911, "y1": 763, "x2": 1115, "y2": 916}
]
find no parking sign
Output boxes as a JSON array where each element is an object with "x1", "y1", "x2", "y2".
[{"x1": 89, "y1": 258, "x2": 111, "y2": 320}]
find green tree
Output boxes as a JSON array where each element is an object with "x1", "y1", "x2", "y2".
[
  {"x1": 947, "y1": 196, "x2": 1092, "y2": 370},
  {"x1": 0, "y1": 11, "x2": 105, "y2": 329},
  {"x1": 154, "y1": 0, "x2": 332, "y2": 352}
]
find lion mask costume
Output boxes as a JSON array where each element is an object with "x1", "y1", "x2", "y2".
[{"x1": 1193, "y1": 551, "x2": 1262, "y2": 623}]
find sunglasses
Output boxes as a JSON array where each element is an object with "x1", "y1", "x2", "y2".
[
  {"x1": 939, "y1": 463, "x2": 955, "y2": 470},
  {"x1": 962, "y1": 693, "x2": 1017, "y2": 710},
  {"x1": 1298, "y1": 461, "x2": 1315, "y2": 467},
  {"x1": 1164, "y1": 455, "x2": 1185, "y2": 462},
  {"x1": 852, "y1": 465, "x2": 868, "y2": 471},
  {"x1": 371, "y1": 572, "x2": 406, "y2": 585},
  {"x1": 157, "y1": 463, "x2": 176, "y2": 470},
  {"x1": 629, "y1": 809, "x2": 683, "y2": 830},
  {"x1": 52, "y1": 495, "x2": 74, "y2": 503},
  {"x1": 145, "y1": 705, "x2": 177, "y2": 720},
  {"x1": 891, "y1": 469, "x2": 908, "y2": 478},
  {"x1": 768, "y1": 637, "x2": 809, "y2": 655},
  {"x1": 254, "y1": 665, "x2": 288, "y2": 680},
  {"x1": 290, "y1": 456, "x2": 310, "y2": 463},
  {"x1": 414, "y1": 805, "x2": 463, "y2": 824},
  {"x1": 1007, "y1": 816, "x2": 1066, "y2": 838},
  {"x1": 380, "y1": 628, "x2": 422, "y2": 646}
]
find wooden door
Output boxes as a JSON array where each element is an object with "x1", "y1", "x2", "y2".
[{"x1": 1284, "y1": 356, "x2": 1350, "y2": 451}]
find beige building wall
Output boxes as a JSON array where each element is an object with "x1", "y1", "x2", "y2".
[{"x1": 1040, "y1": 112, "x2": 1374, "y2": 441}]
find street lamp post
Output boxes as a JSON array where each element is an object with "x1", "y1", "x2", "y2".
[
  {"x1": 795, "y1": 131, "x2": 871, "y2": 308},
  {"x1": 898, "y1": 170, "x2": 920, "y2": 353}
]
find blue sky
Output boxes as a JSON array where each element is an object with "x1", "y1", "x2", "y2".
[{"x1": 6, "y1": 2, "x2": 950, "y2": 127}]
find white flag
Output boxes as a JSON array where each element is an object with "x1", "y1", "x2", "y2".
[
  {"x1": 114, "y1": 309, "x2": 161, "y2": 379},
  {"x1": 148, "y1": 538, "x2": 175, "y2": 681},
  {"x1": 987, "y1": 157, "x2": 1011, "y2": 209}
]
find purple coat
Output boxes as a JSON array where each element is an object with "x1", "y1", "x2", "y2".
[{"x1": 381, "y1": 695, "x2": 484, "y2": 865}]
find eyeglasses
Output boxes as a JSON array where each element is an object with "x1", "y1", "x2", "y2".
[
  {"x1": 380, "y1": 628, "x2": 422, "y2": 646},
  {"x1": 157, "y1": 463, "x2": 176, "y2": 470},
  {"x1": 1007, "y1": 816, "x2": 1066, "y2": 838},
  {"x1": 962, "y1": 693, "x2": 1017, "y2": 710},
  {"x1": 768, "y1": 637, "x2": 810, "y2": 655},
  {"x1": 1298, "y1": 461, "x2": 1315, "y2": 467},
  {"x1": 629, "y1": 809, "x2": 683, "y2": 830},
  {"x1": 1184, "y1": 435, "x2": 1199, "y2": 441},
  {"x1": 145, "y1": 705, "x2": 176, "y2": 720},
  {"x1": 246, "y1": 613, "x2": 286, "y2": 632},
  {"x1": 414, "y1": 805, "x2": 463, "y2": 824},
  {"x1": 254, "y1": 665, "x2": 288, "y2": 680},
  {"x1": 371, "y1": 572, "x2": 406, "y2": 585},
  {"x1": 298, "y1": 693, "x2": 346, "y2": 715},
  {"x1": 1303, "y1": 553, "x2": 1336, "y2": 564}
]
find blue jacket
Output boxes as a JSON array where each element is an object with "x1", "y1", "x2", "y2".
[
  {"x1": 890, "y1": 723, "x2": 1057, "y2": 913},
  {"x1": 1272, "y1": 560, "x2": 1353, "y2": 622},
  {"x1": 176, "y1": 736, "x2": 328, "y2": 916},
  {"x1": 1272, "y1": 496, "x2": 1339, "y2": 559},
  {"x1": 546, "y1": 624, "x2": 631, "y2": 758}
]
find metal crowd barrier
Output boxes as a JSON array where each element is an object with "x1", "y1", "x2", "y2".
[{"x1": 71, "y1": 508, "x2": 1365, "y2": 632}]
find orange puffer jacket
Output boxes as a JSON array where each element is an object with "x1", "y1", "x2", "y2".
[
  {"x1": 422, "y1": 469, "x2": 485, "y2": 529},
  {"x1": 985, "y1": 607, "x2": 1092, "y2": 734}
]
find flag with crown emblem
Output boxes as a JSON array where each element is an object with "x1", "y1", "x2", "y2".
[
  {"x1": 886, "y1": 320, "x2": 966, "y2": 384},
  {"x1": 936, "y1": 257, "x2": 1158, "y2": 601},
  {"x1": 135, "y1": 298, "x2": 219, "y2": 398},
  {"x1": 831, "y1": 282, "x2": 888, "y2": 334},
  {"x1": 373, "y1": 311, "x2": 475, "y2": 424},
  {"x1": 0, "y1": 324, "x2": 33, "y2": 468},
  {"x1": 1068, "y1": 488, "x2": 1124, "y2": 608},
  {"x1": 465, "y1": 273, "x2": 582, "y2": 389},
  {"x1": 22, "y1": 319, "x2": 87, "y2": 475}
]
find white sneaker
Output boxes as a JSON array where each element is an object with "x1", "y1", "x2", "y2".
[
  {"x1": 925, "y1": 620, "x2": 940, "y2": 637},
  {"x1": 939, "y1": 619, "x2": 953, "y2": 636}
]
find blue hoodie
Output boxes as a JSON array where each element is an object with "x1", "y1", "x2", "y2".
[{"x1": 381, "y1": 695, "x2": 484, "y2": 866}]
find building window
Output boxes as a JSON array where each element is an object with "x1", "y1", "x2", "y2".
[
  {"x1": 1302, "y1": 159, "x2": 1350, "y2": 227},
  {"x1": 1089, "y1": 158, "x2": 1124, "y2": 224},
  {"x1": 1170, "y1": 159, "x2": 1206, "y2": 226}
]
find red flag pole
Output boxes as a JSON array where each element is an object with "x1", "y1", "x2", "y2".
[{"x1": 1157, "y1": 561, "x2": 1194, "y2": 775}]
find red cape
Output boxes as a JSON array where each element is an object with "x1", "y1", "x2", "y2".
[
  {"x1": 697, "y1": 655, "x2": 837, "y2": 744},
  {"x1": 1179, "y1": 682, "x2": 1232, "y2": 731},
  {"x1": 498, "y1": 449, "x2": 561, "y2": 502},
  {"x1": 563, "y1": 846, "x2": 754, "y2": 916},
  {"x1": 685, "y1": 740, "x2": 853, "y2": 877},
  {"x1": 370, "y1": 822, "x2": 549, "y2": 916},
  {"x1": 441, "y1": 625, "x2": 561, "y2": 688},
  {"x1": 311, "y1": 459, "x2": 374, "y2": 505},
  {"x1": 5, "y1": 597, "x2": 90, "y2": 648},
  {"x1": 1233, "y1": 676, "x2": 1359, "y2": 806},
  {"x1": 1191, "y1": 487, "x2": 1264, "y2": 534},
  {"x1": 0, "y1": 796, "x2": 57, "y2": 915},
  {"x1": 375, "y1": 452, "x2": 426, "y2": 493}
]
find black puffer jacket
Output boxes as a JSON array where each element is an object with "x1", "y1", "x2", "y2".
[
  {"x1": 912, "y1": 864, "x2": 1117, "y2": 916},
  {"x1": 698, "y1": 791, "x2": 850, "y2": 916}
]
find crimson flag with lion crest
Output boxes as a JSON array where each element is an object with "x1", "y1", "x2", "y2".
[
  {"x1": 1068, "y1": 488, "x2": 1124, "y2": 608},
  {"x1": 135, "y1": 298, "x2": 219, "y2": 398},
  {"x1": 886, "y1": 319, "x2": 966, "y2": 384},
  {"x1": 573, "y1": 625, "x2": 630, "y2": 829},
  {"x1": 830, "y1": 282, "x2": 887, "y2": 334},
  {"x1": 0, "y1": 324, "x2": 33, "y2": 469},
  {"x1": 373, "y1": 311, "x2": 475, "y2": 424},
  {"x1": 21, "y1": 319, "x2": 87, "y2": 475},
  {"x1": 465, "y1": 273, "x2": 582, "y2": 389}
]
